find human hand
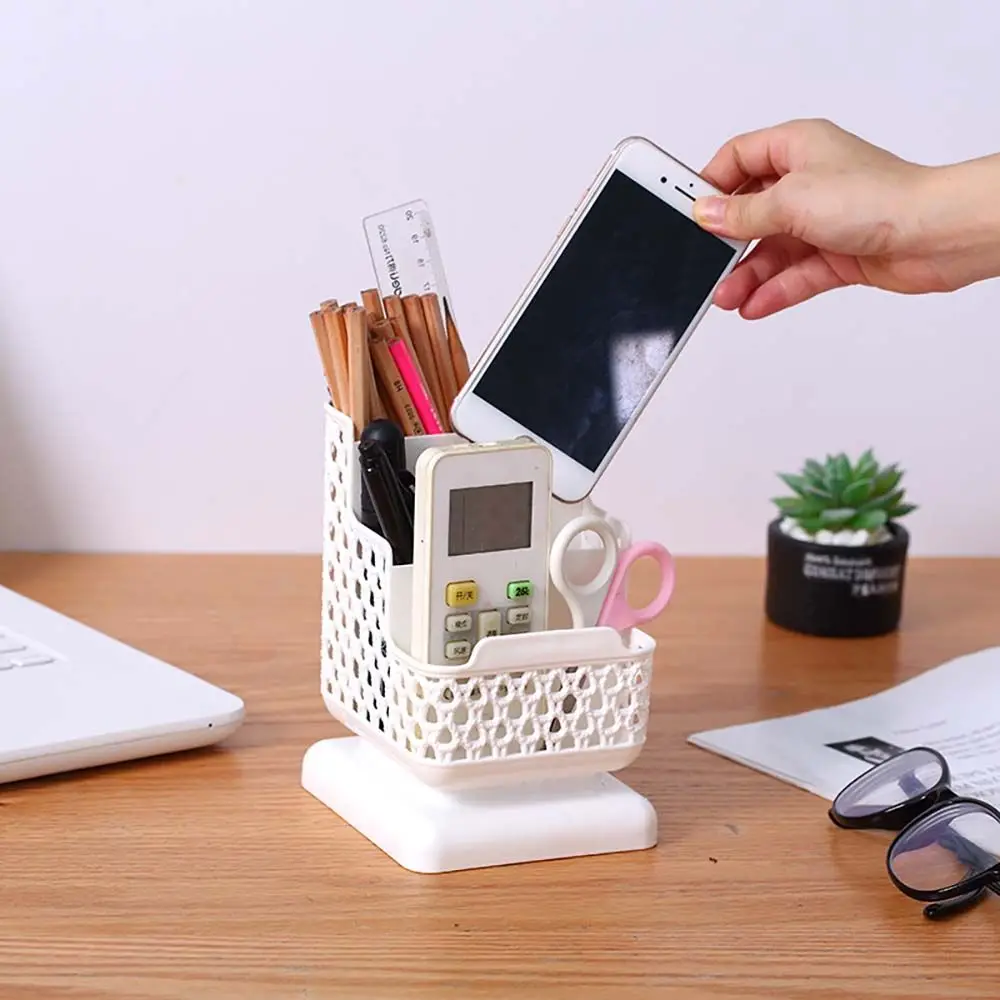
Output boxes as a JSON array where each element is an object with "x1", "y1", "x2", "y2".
[{"x1": 693, "y1": 118, "x2": 1000, "y2": 319}]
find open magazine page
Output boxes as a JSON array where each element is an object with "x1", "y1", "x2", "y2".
[{"x1": 688, "y1": 646, "x2": 1000, "y2": 806}]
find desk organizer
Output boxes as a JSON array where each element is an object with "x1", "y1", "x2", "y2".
[{"x1": 301, "y1": 403, "x2": 659, "y2": 872}]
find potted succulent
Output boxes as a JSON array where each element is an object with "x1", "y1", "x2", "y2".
[{"x1": 765, "y1": 449, "x2": 917, "y2": 638}]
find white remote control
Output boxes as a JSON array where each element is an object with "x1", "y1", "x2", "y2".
[{"x1": 410, "y1": 439, "x2": 552, "y2": 665}]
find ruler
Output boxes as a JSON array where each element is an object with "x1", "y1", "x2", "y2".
[{"x1": 362, "y1": 199, "x2": 457, "y2": 322}]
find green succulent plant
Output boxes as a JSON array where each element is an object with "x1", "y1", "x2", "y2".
[{"x1": 772, "y1": 449, "x2": 917, "y2": 537}]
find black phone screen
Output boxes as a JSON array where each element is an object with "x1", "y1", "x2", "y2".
[{"x1": 474, "y1": 169, "x2": 736, "y2": 472}]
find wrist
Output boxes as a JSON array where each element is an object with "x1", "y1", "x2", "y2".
[{"x1": 912, "y1": 156, "x2": 1000, "y2": 286}]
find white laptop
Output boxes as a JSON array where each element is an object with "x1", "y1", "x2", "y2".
[{"x1": 0, "y1": 582, "x2": 245, "y2": 784}]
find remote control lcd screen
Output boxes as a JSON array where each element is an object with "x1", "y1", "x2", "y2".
[{"x1": 448, "y1": 482, "x2": 533, "y2": 556}]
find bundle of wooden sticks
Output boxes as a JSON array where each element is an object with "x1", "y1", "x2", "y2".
[{"x1": 310, "y1": 289, "x2": 470, "y2": 439}]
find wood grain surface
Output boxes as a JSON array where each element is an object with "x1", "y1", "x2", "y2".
[{"x1": 1, "y1": 554, "x2": 998, "y2": 1000}]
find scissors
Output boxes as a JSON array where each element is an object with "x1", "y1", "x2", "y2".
[{"x1": 548, "y1": 514, "x2": 676, "y2": 631}]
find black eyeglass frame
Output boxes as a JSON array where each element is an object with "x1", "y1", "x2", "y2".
[{"x1": 829, "y1": 745, "x2": 1000, "y2": 919}]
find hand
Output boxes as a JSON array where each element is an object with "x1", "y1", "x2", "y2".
[{"x1": 693, "y1": 118, "x2": 1000, "y2": 319}]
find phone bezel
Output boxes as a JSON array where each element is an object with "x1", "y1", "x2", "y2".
[{"x1": 450, "y1": 135, "x2": 748, "y2": 503}]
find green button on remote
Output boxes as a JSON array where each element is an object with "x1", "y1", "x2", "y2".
[{"x1": 506, "y1": 580, "x2": 533, "y2": 600}]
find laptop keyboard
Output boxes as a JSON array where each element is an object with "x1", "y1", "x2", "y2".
[{"x1": 0, "y1": 628, "x2": 60, "y2": 671}]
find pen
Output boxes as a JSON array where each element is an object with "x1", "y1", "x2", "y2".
[
  {"x1": 387, "y1": 329, "x2": 444, "y2": 435},
  {"x1": 368, "y1": 319, "x2": 425, "y2": 435},
  {"x1": 359, "y1": 419, "x2": 412, "y2": 533},
  {"x1": 358, "y1": 438, "x2": 414, "y2": 565}
]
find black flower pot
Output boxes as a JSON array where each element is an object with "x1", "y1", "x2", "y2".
[{"x1": 764, "y1": 518, "x2": 909, "y2": 638}]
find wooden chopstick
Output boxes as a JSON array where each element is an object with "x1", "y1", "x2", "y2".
[
  {"x1": 444, "y1": 298, "x2": 470, "y2": 388},
  {"x1": 313, "y1": 276, "x2": 473, "y2": 437},
  {"x1": 421, "y1": 293, "x2": 458, "y2": 424},
  {"x1": 321, "y1": 305, "x2": 351, "y2": 413},
  {"x1": 310, "y1": 307, "x2": 339, "y2": 408},
  {"x1": 361, "y1": 289, "x2": 384, "y2": 321},
  {"x1": 345, "y1": 306, "x2": 370, "y2": 436},
  {"x1": 402, "y1": 294, "x2": 449, "y2": 423},
  {"x1": 382, "y1": 296, "x2": 419, "y2": 363}
]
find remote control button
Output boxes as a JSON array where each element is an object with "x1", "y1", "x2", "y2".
[
  {"x1": 477, "y1": 610, "x2": 501, "y2": 640},
  {"x1": 506, "y1": 580, "x2": 533, "y2": 601},
  {"x1": 506, "y1": 606, "x2": 531, "y2": 627},
  {"x1": 446, "y1": 581, "x2": 478, "y2": 607},
  {"x1": 444, "y1": 639, "x2": 471, "y2": 661},
  {"x1": 445, "y1": 612, "x2": 472, "y2": 633}
]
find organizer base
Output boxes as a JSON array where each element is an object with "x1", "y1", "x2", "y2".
[{"x1": 301, "y1": 736, "x2": 658, "y2": 873}]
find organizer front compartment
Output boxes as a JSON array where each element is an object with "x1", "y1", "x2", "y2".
[{"x1": 320, "y1": 404, "x2": 655, "y2": 790}]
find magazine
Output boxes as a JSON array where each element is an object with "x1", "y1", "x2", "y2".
[{"x1": 688, "y1": 646, "x2": 1000, "y2": 805}]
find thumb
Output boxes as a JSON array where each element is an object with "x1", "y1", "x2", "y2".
[{"x1": 693, "y1": 186, "x2": 790, "y2": 240}]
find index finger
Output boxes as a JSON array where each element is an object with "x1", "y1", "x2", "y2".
[{"x1": 700, "y1": 121, "x2": 801, "y2": 193}]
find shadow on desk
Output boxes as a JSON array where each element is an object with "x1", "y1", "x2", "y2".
[{"x1": 0, "y1": 740, "x2": 247, "y2": 797}]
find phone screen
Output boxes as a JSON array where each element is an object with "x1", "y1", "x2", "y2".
[{"x1": 474, "y1": 169, "x2": 737, "y2": 472}]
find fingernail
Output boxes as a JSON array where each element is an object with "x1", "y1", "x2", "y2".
[{"x1": 693, "y1": 196, "x2": 727, "y2": 229}]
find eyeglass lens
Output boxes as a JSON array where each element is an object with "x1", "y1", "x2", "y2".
[
  {"x1": 889, "y1": 800, "x2": 1000, "y2": 893},
  {"x1": 833, "y1": 747, "x2": 944, "y2": 819}
]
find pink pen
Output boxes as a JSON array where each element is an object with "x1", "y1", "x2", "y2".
[{"x1": 387, "y1": 337, "x2": 444, "y2": 435}]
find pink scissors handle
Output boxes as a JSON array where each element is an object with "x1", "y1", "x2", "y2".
[{"x1": 596, "y1": 541, "x2": 676, "y2": 631}]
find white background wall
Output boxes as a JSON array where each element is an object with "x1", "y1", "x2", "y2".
[{"x1": 1, "y1": 0, "x2": 998, "y2": 555}]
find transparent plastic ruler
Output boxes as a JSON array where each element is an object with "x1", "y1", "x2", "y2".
[{"x1": 362, "y1": 199, "x2": 456, "y2": 320}]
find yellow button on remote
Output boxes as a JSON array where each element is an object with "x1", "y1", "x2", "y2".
[{"x1": 446, "y1": 581, "x2": 478, "y2": 607}]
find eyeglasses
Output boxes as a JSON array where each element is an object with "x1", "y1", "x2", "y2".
[{"x1": 829, "y1": 746, "x2": 1000, "y2": 919}]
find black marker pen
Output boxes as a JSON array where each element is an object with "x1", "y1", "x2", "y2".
[
  {"x1": 358, "y1": 438, "x2": 414, "y2": 566},
  {"x1": 359, "y1": 419, "x2": 411, "y2": 531}
]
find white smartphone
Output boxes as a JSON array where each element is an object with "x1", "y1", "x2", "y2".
[{"x1": 450, "y1": 136, "x2": 748, "y2": 502}]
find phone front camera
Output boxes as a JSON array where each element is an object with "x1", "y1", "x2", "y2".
[{"x1": 660, "y1": 176, "x2": 667, "y2": 183}]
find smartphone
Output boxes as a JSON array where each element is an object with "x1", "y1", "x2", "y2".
[{"x1": 449, "y1": 136, "x2": 748, "y2": 502}]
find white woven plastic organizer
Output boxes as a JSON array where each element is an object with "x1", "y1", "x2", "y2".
[{"x1": 301, "y1": 403, "x2": 662, "y2": 873}]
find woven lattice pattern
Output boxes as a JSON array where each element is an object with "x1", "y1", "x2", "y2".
[{"x1": 320, "y1": 414, "x2": 651, "y2": 766}]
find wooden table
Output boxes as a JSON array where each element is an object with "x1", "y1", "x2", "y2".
[{"x1": 1, "y1": 554, "x2": 997, "y2": 999}]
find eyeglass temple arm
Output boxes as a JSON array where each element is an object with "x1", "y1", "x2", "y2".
[
  {"x1": 926, "y1": 879, "x2": 1000, "y2": 918},
  {"x1": 924, "y1": 885, "x2": 987, "y2": 920}
]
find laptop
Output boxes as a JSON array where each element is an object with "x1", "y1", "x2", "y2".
[{"x1": 0, "y1": 582, "x2": 245, "y2": 784}]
